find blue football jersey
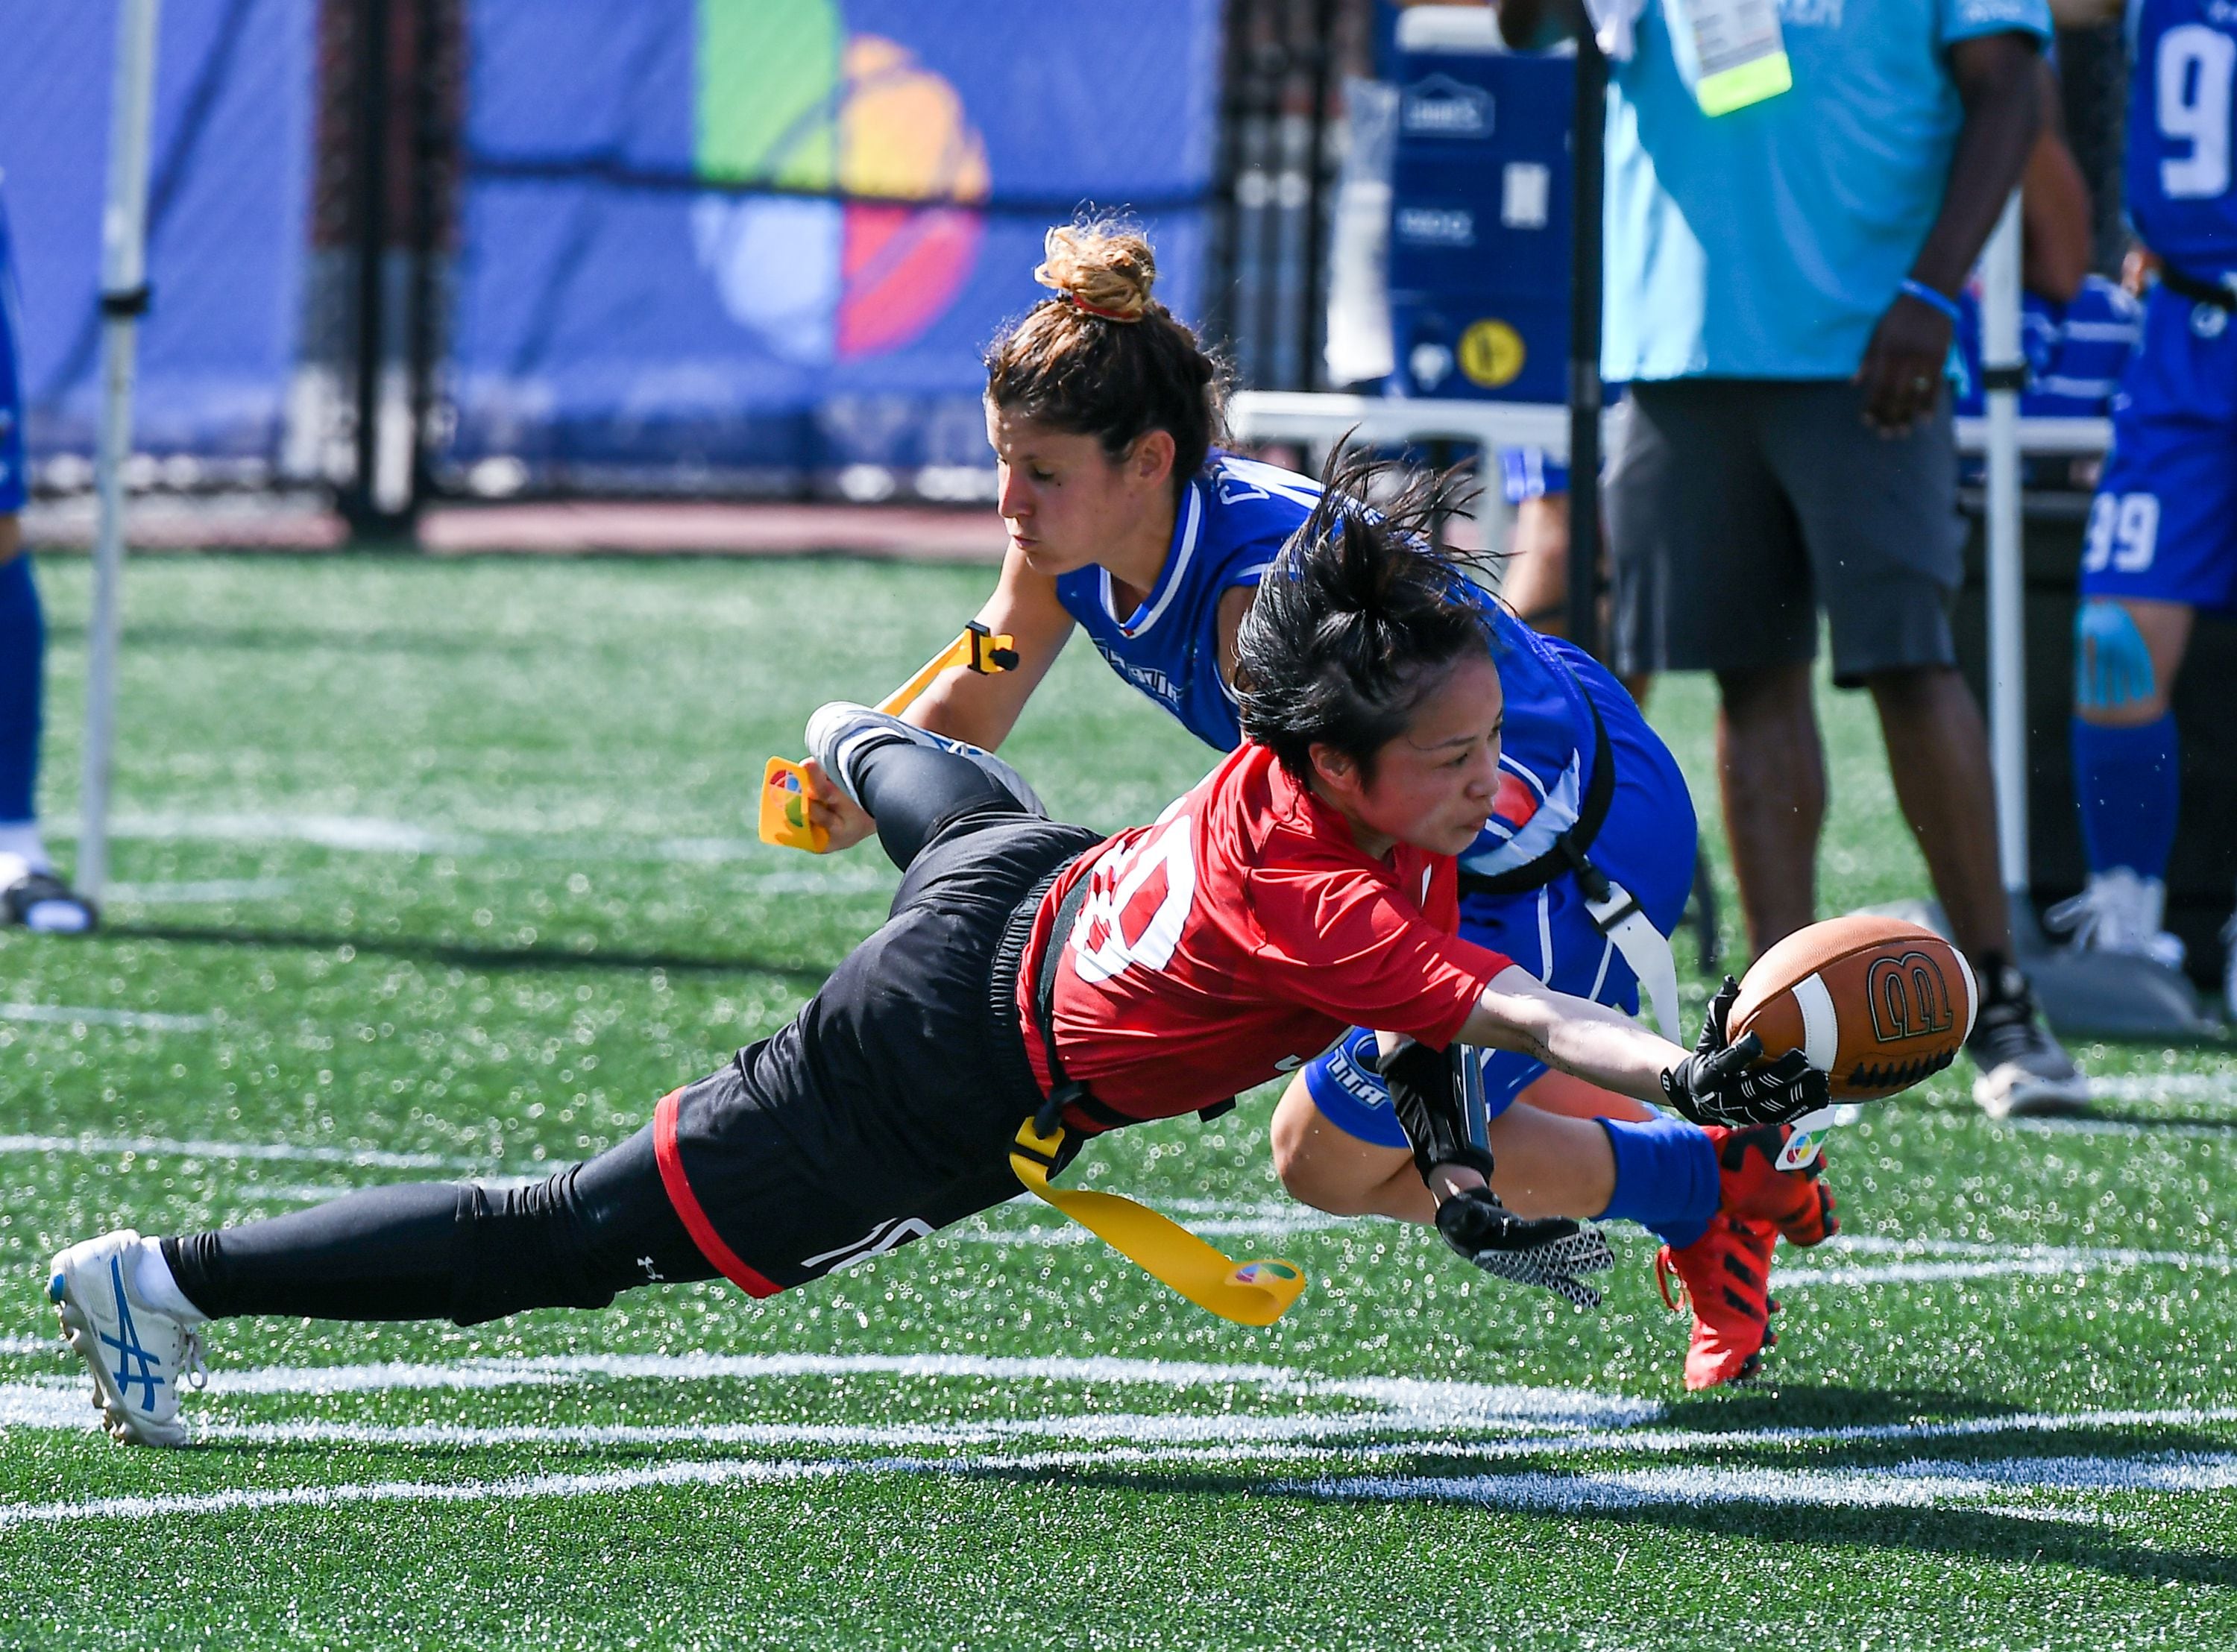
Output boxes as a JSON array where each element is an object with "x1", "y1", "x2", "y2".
[
  {"x1": 1053, "y1": 451, "x2": 1607, "y2": 883},
  {"x1": 2125, "y1": 0, "x2": 2237, "y2": 283}
]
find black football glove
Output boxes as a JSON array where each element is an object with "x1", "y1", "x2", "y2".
[
  {"x1": 1435, "y1": 1187, "x2": 1615, "y2": 1310},
  {"x1": 1658, "y1": 975, "x2": 1829, "y2": 1128}
]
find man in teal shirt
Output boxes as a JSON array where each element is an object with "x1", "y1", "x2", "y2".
[{"x1": 1493, "y1": 0, "x2": 2085, "y2": 1119}]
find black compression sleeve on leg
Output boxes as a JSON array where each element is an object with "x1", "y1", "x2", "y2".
[
  {"x1": 163, "y1": 1126, "x2": 714, "y2": 1324},
  {"x1": 853, "y1": 741, "x2": 1025, "y2": 871},
  {"x1": 166, "y1": 1182, "x2": 463, "y2": 1321}
]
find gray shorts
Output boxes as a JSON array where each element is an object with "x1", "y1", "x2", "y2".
[{"x1": 1604, "y1": 379, "x2": 1964, "y2": 687}]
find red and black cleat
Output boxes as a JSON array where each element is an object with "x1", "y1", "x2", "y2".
[
  {"x1": 1705, "y1": 1122, "x2": 1839, "y2": 1248},
  {"x1": 1657, "y1": 1213, "x2": 1781, "y2": 1391}
]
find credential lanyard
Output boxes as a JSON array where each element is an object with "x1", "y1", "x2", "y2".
[{"x1": 1662, "y1": 0, "x2": 1791, "y2": 116}]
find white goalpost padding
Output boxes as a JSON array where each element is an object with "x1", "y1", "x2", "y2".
[{"x1": 78, "y1": 0, "x2": 163, "y2": 901}]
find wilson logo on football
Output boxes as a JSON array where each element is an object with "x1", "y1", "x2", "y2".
[{"x1": 1865, "y1": 952, "x2": 1956, "y2": 1044}]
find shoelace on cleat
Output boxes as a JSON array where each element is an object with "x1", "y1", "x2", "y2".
[
  {"x1": 180, "y1": 1331, "x2": 208, "y2": 1393},
  {"x1": 1655, "y1": 1246, "x2": 1686, "y2": 1314}
]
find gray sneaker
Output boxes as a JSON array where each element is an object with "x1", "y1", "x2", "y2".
[{"x1": 1968, "y1": 959, "x2": 2090, "y2": 1119}]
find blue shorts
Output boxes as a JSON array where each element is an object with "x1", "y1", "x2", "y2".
[
  {"x1": 0, "y1": 195, "x2": 23, "y2": 516},
  {"x1": 2083, "y1": 284, "x2": 2237, "y2": 619},
  {"x1": 1303, "y1": 674, "x2": 1698, "y2": 1148}
]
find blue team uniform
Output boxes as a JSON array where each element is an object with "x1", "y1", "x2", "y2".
[
  {"x1": 0, "y1": 190, "x2": 27, "y2": 516},
  {"x1": 1054, "y1": 452, "x2": 1698, "y2": 1148},
  {"x1": 2084, "y1": 0, "x2": 2237, "y2": 617},
  {"x1": 1951, "y1": 276, "x2": 2143, "y2": 420}
]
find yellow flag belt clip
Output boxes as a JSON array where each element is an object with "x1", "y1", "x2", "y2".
[{"x1": 759, "y1": 622, "x2": 1019, "y2": 853}]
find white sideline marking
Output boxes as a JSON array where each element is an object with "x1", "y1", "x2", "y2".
[
  {"x1": 9, "y1": 1446, "x2": 2237, "y2": 1532},
  {"x1": 0, "y1": 1005, "x2": 213, "y2": 1032},
  {"x1": 104, "y1": 880, "x2": 297, "y2": 904}
]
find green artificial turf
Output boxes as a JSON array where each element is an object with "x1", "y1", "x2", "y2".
[{"x1": 1, "y1": 550, "x2": 2234, "y2": 1650}]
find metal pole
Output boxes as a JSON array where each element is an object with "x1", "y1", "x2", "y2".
[
  {"x1": 404, "y1": 0, "x2": 447, "y2": 513},
  {"x1": 1296, "y1": 0, "x2": 1338, "y2": 392},
  {"x1": 346, "y1": 0, "x2": 391, "y2": 531},
  {"x1": 1564, "y1": 32, "x2": 1607, "y2": 658},
  {"x1": 79, "y1": 0, "x2": 163, "y2": 903},
  {"x1": 1981, "y1": 191, "x2": 2029, "y2": 918}
]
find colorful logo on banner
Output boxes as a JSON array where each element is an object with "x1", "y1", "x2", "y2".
[{"x1": 689, "y1": 0, "x2": 990, "y2": 365}]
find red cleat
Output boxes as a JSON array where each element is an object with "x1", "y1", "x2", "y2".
[
  {"x1": 1657, "y1": 1213, "x2": 1780, "y2": 1390},
  {"x1": 1704, "y1": 1123, "x2": 1839, "y2": 1248}
]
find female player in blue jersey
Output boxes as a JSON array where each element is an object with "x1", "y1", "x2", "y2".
[
  {"x1": 800, "y1": 222, "x2": 1837, "y2": 1387},
  {"x1": 2045, "y1": 0, "x2": 2237, "y2": 1016}
]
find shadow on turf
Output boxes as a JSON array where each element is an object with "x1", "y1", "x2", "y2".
[
  {"x1": 919, "y1": 1457, "x2": 2237, "y2": 1589},
  {"x1": 106, "y1": 919, "x2": 843, "y2": 990}
]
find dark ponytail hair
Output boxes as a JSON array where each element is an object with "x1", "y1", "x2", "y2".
[
  {"x1": 1235, "y1": 448, "x2": 1495, "y2": 784},
  {"x1": 984, "y1": 220, "x2": 1224, "y2": 494}
]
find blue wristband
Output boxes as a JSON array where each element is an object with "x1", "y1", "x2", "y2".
[{"x1": 1898, "y1": 278, "x2": 1962, "y2": 324}]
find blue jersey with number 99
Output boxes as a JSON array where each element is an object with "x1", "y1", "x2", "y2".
[{"x1": 2127, "y1": 0, "x2": 2237, "y2": 282}]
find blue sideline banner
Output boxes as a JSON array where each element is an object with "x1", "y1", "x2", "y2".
[
  {"x1": 444, "y1": 0, "x2": 1224, "y2": 490},
  {"x1": 0, "y1": 0, "x2": 315, "y2": 470}
]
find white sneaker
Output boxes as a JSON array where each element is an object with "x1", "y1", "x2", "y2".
[
  {"x1": 2043, "y1": 868, "x2": 2187, "y2": 972},
  {"x1": 48, "y1": 1231, "x2": 205, "y2": 1447},
  {"x1": 804, "y1": 702, "x2": 1046, "y2": 816}
]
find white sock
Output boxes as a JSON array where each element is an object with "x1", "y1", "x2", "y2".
[
  {"x1": 130, "y1": 1237, "x2": 210, "y2": 1325},
  {"x1": 0, "y1": 823, "x2": 51, "y2": 875}
]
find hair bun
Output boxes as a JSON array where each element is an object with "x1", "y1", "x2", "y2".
[{"x1": 1034, "y1": 221, "x2": 1156, "y2": 323}]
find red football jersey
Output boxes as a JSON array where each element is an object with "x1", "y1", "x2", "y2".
[{"x1": 1015, "y1": 744, "x2": 1514, "y2": 1126}]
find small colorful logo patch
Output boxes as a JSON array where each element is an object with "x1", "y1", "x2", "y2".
[{"x1": 1232, "y1": 1261, "x2": 1301, "y2": 1285}]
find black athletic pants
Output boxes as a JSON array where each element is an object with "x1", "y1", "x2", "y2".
[{"x1": 168, "y1": 740, "x2": 1035, "y2": 1324}]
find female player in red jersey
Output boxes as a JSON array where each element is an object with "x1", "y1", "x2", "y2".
[
  {"x1": 48, "y1": 470, "x2": 1825, "y2": 1446},
  {"x1": 799, "y1": 221, "x2": 1837, "y2": 1387}
]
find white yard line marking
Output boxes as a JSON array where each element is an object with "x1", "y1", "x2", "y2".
[
  {"x1": 0, "y1": 1005, "x2": 213, "y2": 1032},
  {"x1": 1772, "y1": 1234, "x2": 2237, "y2": 1289},
  {"x1": 2086, "y1": 1074, "x2": 2237, "y2": 1104},
  {"x1": 0, "y1": 1132, "x2": 487, "y2": 1171},
  {"x1": 0, "y1": 1457, "x2": 844, "y2": 1531},
  {"x1": 2009, "y1": 1117, "x2": 2237, "y2": 1142},
  {"x1": 8, "y1": 1446, "x2": 2236, "y2": 1531},
  {"x1": 103, "y1": 880, "x2": 297, "y2": 904},
  {"x1": 55, "y1": 812, "x2": 887, "y2": 876},
  {"x1": 1, "y1": 1351, "x2": 1656, "y2": 1425}
]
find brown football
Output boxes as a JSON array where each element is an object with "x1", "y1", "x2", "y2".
[{"x1": 1726, "y1": 915, "x2": 1978, "y2": 1100}]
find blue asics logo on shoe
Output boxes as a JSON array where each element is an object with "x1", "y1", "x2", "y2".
[{"x1": 101, "y1": 1255, "x2": 166, "y2": 1410}]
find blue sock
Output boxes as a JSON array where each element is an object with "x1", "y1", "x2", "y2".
[
  {"x1": 2071, "y1": 713, "x2": 2179, "y2": 879},
  {"x1": 1595, "y1": 1115, "x2": 1718, "y2": 1251},
  {"x1": 0, "y1": 553, "x2": 41, "y2": 825}
]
